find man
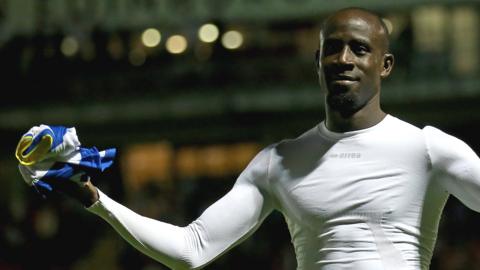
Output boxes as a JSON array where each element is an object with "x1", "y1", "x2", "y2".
[{"x1": 20, "y1": 7, "x2": 480, "y2": 270}]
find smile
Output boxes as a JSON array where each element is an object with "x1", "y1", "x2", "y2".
[
  {"x1": 329, "y1": 73, "x2": 358, "y2": 80},
  {"x1": 331, "y1": 79, "x2": 358, "y2": 85}
]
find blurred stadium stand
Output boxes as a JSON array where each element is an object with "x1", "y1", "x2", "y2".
[{"x1": 1, "y1": 1, "x2": 480, "y2": 269}]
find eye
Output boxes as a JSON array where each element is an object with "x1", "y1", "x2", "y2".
[
  {"x1": 350, "y1": 41, "x2": 370, "y2": 56},
  {"x1": 323, "y1": 39, "x2": 342, "y2": 56}
]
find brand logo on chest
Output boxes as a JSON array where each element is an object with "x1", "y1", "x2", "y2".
[{"x1": 329, "y1": 152, "x2": 362, "y2": 159}]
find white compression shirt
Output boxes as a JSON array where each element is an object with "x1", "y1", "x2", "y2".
[{"x1": 87, "y1": 115, "x2": 480, "y2": 269}]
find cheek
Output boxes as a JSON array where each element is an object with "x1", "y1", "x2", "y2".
[
  {"x1": 360, "y1": 60, "x2": 383, "y2": 81},
  {"x1": 320, "y1": 56, "x2": 335, "y2": 68}
]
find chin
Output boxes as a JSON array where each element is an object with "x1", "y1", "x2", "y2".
[{"x1": 326, "y1": 93, "x2": 360, "y2": 117}]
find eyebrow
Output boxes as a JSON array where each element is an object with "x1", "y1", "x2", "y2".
[{"x1": 324, "y1": 35, "x2": 372, "y2": 46}]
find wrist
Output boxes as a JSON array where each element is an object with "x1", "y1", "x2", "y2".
[{"x1": 81, "y1": 181, "x2": 99, "y2": 207}]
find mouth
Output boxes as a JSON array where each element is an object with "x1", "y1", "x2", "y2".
[{"x1": 329, "y1": 74, "x2": 359, "y2": 86}]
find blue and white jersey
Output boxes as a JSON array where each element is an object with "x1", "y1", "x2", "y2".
[{"x1": 16, "y1": 124, "x2": 116, "y2": 192}]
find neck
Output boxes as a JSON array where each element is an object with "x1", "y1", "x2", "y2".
[{"x1": 325, "y1": 94, "x2": 386, "y2": 132}]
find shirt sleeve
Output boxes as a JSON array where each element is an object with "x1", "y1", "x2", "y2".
[
  {"x1": 87, "y1": 146, "x2": 275, "y2": 270},
  {"x1": 424, "y1": 126, "x2": 480, "y2": 212}
]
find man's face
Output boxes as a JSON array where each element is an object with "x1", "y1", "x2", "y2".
[{"x1": 318, "y1": 11, "x2": 390, "y2": 116}]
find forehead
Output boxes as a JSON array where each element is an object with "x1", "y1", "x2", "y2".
[{"x1": 322, "y1": 12, "x2": 383, "y2": 44}]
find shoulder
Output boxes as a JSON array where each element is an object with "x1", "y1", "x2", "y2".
[
  {"x1": 241, "y1": 128, "x2": 317, "y2": 177},
  {"x1": 242, "y1": 125, "x2": 322, "y2": 176},
  {"x1": 385, "y1": 115, "x2": 423, "y2": 134},
  {"x1": 422, "y1": 125, "x2": 448, "y2": 137},
  {"x1": 422, "y1": 125, "x2": 477, "y2": 165},
  {"x1": 422, "y1": 125, "x2": 466, "y2": 148},
  {"x1": 274, "y1": 125, "x2": 321, "y2": 153},
  {"x1": 236, "y1": 143, "x2": 276, "y2": 187},
  {"x1": 373, "y1": 115, "x2": 426, "y2": 150}
]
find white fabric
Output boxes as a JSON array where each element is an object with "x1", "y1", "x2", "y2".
[
  {"x1": 87, "y1": 115, "x2": 480, "y2": 269},
  {"x1": 17, "y1": 125, "x2": 80, "y2": 186},
  {"x1": 25, "y1": 125, "x2": 80, "y2": 159}
]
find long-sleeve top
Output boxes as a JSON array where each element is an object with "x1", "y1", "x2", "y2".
[{"x1": 88, "y1": 115, "x2": 480, "y2": 269}]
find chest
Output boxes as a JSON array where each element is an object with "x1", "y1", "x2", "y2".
[{"x1": 271, "y1": 139, "x2": 430, "y2": 223}]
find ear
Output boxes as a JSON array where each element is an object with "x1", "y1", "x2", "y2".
[{"x1": 380, "y1": 53, "x2": 394, "y2": 78}]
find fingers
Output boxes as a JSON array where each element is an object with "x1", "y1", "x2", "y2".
[{"x1": 41, "y1": 175, "x2": 99, "y2": 207}]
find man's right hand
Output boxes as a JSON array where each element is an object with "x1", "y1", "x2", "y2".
[{"x1": 42, "y1": 176, "x2": 100, "y2": 207}]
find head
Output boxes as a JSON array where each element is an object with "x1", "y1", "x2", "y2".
[{"x1": 316, "y1": 7, "x2": 394, "y2": 117}]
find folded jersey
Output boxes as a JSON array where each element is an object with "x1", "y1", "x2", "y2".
[
  {"x1": 15, "y1": 124, "x2": 116, "y2": 193},
  {"x1": 15, "y1": 125, "x2": 81, "y2": 165}
]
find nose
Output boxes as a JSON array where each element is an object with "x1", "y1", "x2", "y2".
[{"x1": 337, "y1": 46, "x2": 353, "y2": 65}]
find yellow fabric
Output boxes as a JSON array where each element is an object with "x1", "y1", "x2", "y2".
[{"x1": 15, "y1": 134, "x2": 53, "y2": 165}]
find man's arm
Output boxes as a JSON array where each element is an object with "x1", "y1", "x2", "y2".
[
  {"x1": 59, "y1": 146, "x2": 275, "y2": 270},
  {"x1": 424, "y1": 126, "x2": 480, "y2": 211}
]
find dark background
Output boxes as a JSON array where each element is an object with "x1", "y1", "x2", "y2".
[{"x1": 1, "y1": 1, "x2": 480, "y2": 269}]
